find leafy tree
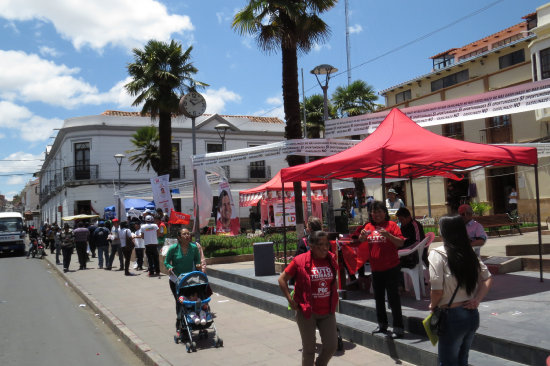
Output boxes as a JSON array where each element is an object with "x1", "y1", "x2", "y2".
[
  {"x1": 125, "y1": 40, "x2": 204, "y2": 177},
  {"x1": 126, "y1": 126, "x2": 161, "y2": 174},
  {"x1": 332, "y1": 80, "x2": 379, "y2": 118},
  {"x1": 233, "y1": 0, "x2": 336, "y2": 229}
]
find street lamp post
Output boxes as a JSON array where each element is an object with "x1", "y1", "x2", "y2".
[
  {"x1": 114, "y1": 153, "x2": 125, "y2": 220},
  {"x1": 311, "y1": 64, "x2": 338, "y2": 233},
  {"x1": 215, "y1": 123, "x2": 230, "y2": 177}
]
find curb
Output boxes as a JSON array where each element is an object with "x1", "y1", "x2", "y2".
[{"x1": 45, "y1": 255, "x2": 172, "y2": 366}]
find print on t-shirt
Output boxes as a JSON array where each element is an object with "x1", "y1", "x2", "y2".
[{"x1": 311, "y1": 265, "x2": 333, "y2": 300}]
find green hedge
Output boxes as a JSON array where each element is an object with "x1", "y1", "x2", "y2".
[{"x1": 197, "y1": 232, "x2": 298, "y2": 258}]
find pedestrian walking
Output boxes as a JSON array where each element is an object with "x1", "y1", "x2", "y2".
[
  {"x1": 73, "y1": 221, "x2": 90, "y2": 270},
  {"x1": 119, "y1": 221, "x2": 135, "y2": 276},
  {"x1": 93, "y1": 221, "x2": 110, "y2": 269},
  {"x1": 59, "y1": 223, "x2": 75, "y2": 273},
  {"x1": 140, "y1": 215, "x2": 160, "y2": 277},
  {"x1": 108, "y1": 218, "x2": 124, "y2": 270},
  {"x1": 87, "y1": 221, "x2": 97, "y2": 258},
  {"x1": 429, "y1": 216, "x2": 493, "y2": 366},
  {"x1": 133, "y1": 221, "x2": 145, "y2": 271},
  {"x1": 278, "y1": 230, "x2": 339, "y2": 366}
]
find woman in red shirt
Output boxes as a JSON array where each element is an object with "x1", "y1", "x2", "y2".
[
  {"x1": 278, "y1": 231, "x2": 338, "y2": 366},
  {"x1": 358, "y1": 201, "x2": 405, "y2": 339}
]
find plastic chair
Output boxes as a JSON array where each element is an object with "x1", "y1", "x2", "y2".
[{"x1": 399, "y1": 232, "x2": 435, "y2": 300}]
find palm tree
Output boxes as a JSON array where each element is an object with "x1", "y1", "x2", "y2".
[
  {"x1": 126, "y1": 126, "x2": 161, "y2": 175},
  {"x1": 332, "y1": 80, "x2": 379, "y2": 118},
  {"x1": 233, "y1": 0, "x2": 337, "y2": 228},
  {"x1": 125, "y1": 40, "x2": 204, "y2": 177},
  {"x1": 332, "y1": 80, "x2": 380, "y2": 211},
  {"x1": 301, "y1": 94, "x2": 337, "y2": 138}
]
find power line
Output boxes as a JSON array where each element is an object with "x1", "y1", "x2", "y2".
[{"x1": 258, "y1": 0, "x2": 506, "y2": 116}]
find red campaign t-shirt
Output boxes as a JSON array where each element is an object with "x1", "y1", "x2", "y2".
[
  {"x1": 286, "y1": 257, "x2": 334, "y2": 315},
  {"x1": 363, "y1": 221, "x2": 404, "y2": 272}
]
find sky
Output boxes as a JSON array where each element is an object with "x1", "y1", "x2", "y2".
[{"x1": 0, "y1": 0, "x2": 545, "y2": 200}]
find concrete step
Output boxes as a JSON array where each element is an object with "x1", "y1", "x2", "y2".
[
  {"x1": 208, "y1": 275, "x2": 528, "y2": 366},
  {"x1": 208, "y1": 267, "x2": 539, "y2": 364}
]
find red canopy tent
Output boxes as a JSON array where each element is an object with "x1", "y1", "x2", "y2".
[
  {"x1": 239, "y1": 171, "x2": 328, "y2": 227},
  {"x1": 280, "y1": 108, "x2": 544, "y2": 281},
  {"x1": 280, "y1": 108, "x2": 537, "y2": 182}
]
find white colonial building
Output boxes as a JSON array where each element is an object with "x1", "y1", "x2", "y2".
[{"x1": 38, "y1": 110, "x2": 286, "y2": 225}]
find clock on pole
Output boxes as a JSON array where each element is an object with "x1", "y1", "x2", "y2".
[{"x1": 180, "y1": 91, "x2": 206, "y2": 118}]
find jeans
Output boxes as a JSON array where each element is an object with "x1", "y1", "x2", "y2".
[
  {"x1": 145, "y1": 244, "x2": 159, "y2": 275},
  {"x1": 135, "y1": 248, "x2": 145, "y2": 269},
  {"x1": 96, "y1": 246, "x2": 109, "y2": 268},
  {"x1": 108, "y1": 244, "x2": 123, "y2": 269},
  {"x1": 438, "y1": 307, "x2": 479, "y2": 366},
  {"x1": 61, "y1": 246, "x2": 74, "y2": 270},
  {"x1": 372, "y1": 265, "x2": 404, "y2": 330},
  {"x1": 75, "y1": 241, "x2": 88, "y2": 268},
  {"x1": 295, "y1": 311, "x2": 337, "y2": 366}
]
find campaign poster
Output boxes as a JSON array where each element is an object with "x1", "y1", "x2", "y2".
[
  {"x1": 273, "y1": 202, "x2": 296, "y2": 227},
  {"x1": 150, "y1": 174, "x2": 174, "y2": 215},
  {"x1": 216, "y1": 179, "x2": 240, "y2": 235}
]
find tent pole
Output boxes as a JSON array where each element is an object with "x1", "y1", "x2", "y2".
[
  {"x1": 382, "y1": 166, "x2": 386, "y2": 203},
  {"x1": 283, "y1": 184, "x2": 287, "y2": 267},
  {"x1": 410, "y1": 177, "x2": 415, "y2": 218},
  {"x1": 427, "y1": 177, "x2": 432, "y2": 218},
  {"x1": 534, "y1": 164, "x2": 543, "y2": 282}
]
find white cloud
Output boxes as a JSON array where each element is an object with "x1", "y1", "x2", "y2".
[
  {"x1": 253, "y1": 106, "x2": 285, "y2": 121},
  {"x1": 0, "y1": 151, "x2": 44, "y2": 175},
  {"x1": 7, "y1": 176, "x2": 25, "y2": 185},
  {"x1": 241, "y1": 36, "x2": 253, "y2": 49},
  {"x1": 266, "y1": 96, "x2": 282, "y2": 105},
  {"x1": 312, "y1": 43, "x2": 331, "y2": 52},
  {"x1": 39, "y1": 46, "x2": 60, "y2": 57},
  {"x1": 204, "y1": 87, "x2": 242, "y2": 114},
  {"x1": 3, "y1": 21, "x2": 19, "y2": 33},
  {"x1": 349, "y1": 24, "x2": 363, "y2": 34},
  {"x1": 0, "y1": 50, "x2": 99, "y2": 108},
  {"x1": 0, "y1": 133, "x2": 5, "y2": 139},
  {"x1": 0, "y1": 0, "x2": 193, "y2": 51},
  {"x1": 0, "y1": 101, "x2": 63, "y2": 142}
]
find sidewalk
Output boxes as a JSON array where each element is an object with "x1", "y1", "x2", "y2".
[{"x1": 44, "y1": 250, "x2": 414, "y2": 366}]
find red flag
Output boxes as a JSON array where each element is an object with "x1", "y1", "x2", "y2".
[{"x1": 169, "y1": 209, "x2": 190, "y2": 225}]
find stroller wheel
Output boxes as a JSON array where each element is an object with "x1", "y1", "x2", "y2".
[
  {"x1": 192, "y1": 341, "x2": 197, "y2": 352},
  {"x1": 215, "y1": 337, "x2": 223, "y2": 348},
  {"x1": 174, "y1": 335, "x2": 179, "y2": 344},
  {"x1": 337, "y1": 335, "x2": 344, "y2": 351},
  {"x1": 185, "y1": 342, "x2": 191, "y2": 353}
]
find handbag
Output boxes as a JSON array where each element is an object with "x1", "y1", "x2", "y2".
[{"x1": 430, "y1": 284, "x2": 460, "y2": 336}]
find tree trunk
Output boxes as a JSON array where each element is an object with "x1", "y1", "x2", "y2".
[
  {"x1": 158, "y1": 109, "x2": 172, "y2": 177},
  {"x1": 282, "y1": 43, "x2": 305, "y2": 234}
]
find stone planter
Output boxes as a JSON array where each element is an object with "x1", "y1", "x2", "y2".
[{"x1": 274, "y1": 262, "x2": 287, "y2": 273}]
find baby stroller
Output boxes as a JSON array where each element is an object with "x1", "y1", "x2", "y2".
[{"x1": 173, "y1": 271, "x2": 222, "y2": 352}]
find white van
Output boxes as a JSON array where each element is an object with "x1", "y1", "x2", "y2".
[{"x1": 0, "y1": 212, "x2": 26, "y2": 255}]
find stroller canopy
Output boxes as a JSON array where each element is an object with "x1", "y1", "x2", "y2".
[{"x1": 176, "y1": 271, "x2": 209, "y2": 293}]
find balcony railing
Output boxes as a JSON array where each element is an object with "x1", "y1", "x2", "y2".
[
  {"x1": 63, "y1": 165, "x2": 99, "y2": 182},
  {"x1": 248, "y1": 165, "x2": 271, "y2": 179}
]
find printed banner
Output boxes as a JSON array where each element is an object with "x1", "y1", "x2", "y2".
[
  {"x1": 195, "y1": 167, "x2": 213, "y2": 228},
  {"x1": 150, "y1": 174, "x2": 174, "y2": 215},
  {"x1": 192, "y1": 139, "x2": 357, "y2": 168},
  {"x1": 325, "y1": 79, "x2": 550, "y2": 138},
  {"x1": 169, "y1": 209, "x2": 191, "y2": 225},
  {"x1": 216, "y1": 179, "x2": 240, "y2": 236},
  {"x1": 273, "y1": 201, "x2": 296, "y2": 227}
]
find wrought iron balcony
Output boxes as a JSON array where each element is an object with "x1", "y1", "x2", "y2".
[{"x1": 63, "y1": 165, "x2": 99, "y2": 182}]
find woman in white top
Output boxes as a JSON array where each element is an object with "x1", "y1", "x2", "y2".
[
  {"x1": 508, "y1": 187, "x2": 518, "y2": 213},
  {"x1": 132, "y1": 221, "x2": 145, "y2": 271},
  {"x1": 429, "y1": 216, "x2": 492, "y2": 366}
]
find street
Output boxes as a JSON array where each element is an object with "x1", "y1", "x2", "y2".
[{"x1": 0, "y1": 251, "x2": 144, "y2": 366}]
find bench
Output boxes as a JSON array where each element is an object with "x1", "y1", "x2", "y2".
[{"x1": 474, "y1": 214, "x2": 522, "y2": 237}]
